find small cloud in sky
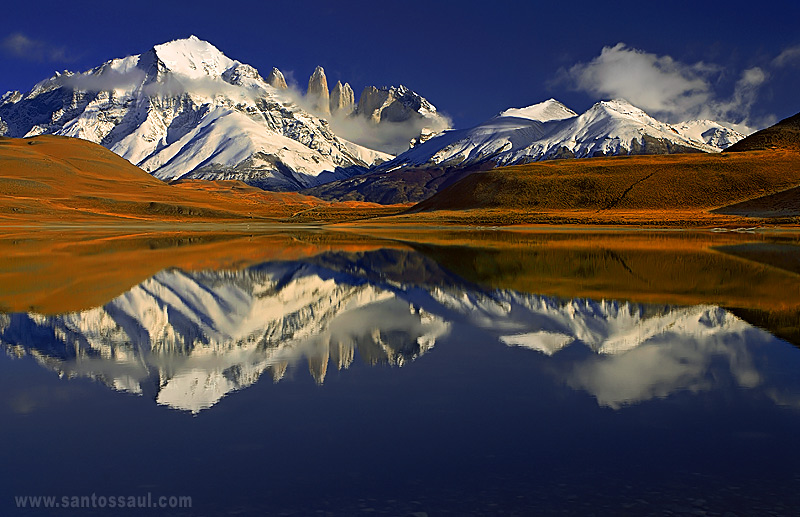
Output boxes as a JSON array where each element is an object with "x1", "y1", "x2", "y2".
[
  {"x1": 773, "y1": 45, "x2": 800, "y2": 67},
  {"x1": 1, "y1": 32, "x2": 73, "y2": 63},
  {"x1": 558, "y1": 42, "x2": 771, "y2": 132}
]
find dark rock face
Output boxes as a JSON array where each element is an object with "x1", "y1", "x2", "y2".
[
  {"x1": 629, "y1": 135, "x2": 705, "y2": 155},
  {"x1": 550, "y1": 146, "x2": 576, "y2": 159},
  {"x1": 302, "y1": 163, "x2": 493, "y2": 205}
]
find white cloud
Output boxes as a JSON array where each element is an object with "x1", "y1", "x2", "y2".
[
  {"x1": 1, "y1": 32, "x2": 72, "y2": 63},
  {"x1": 62, "y1": 69, "x2": 146, "y2": 91},
  {"x1": 713, "y1": 67, "x2": 767, "y2": 129},
  {"x1": 59, "y1": 69, "x2": 258, "y2": 106},
  {"x1": 563, "y1": 43, "x2": 769, "y2": 131},
  {"x1": 773, "y1": 45, "x2": 800, "y2": 67},
  {"x1": 327, "y1": 108, "x2": 451, "y2": 155},
  {"x1": 566, "y1": 43, "x2": 714, "y2": 117}
]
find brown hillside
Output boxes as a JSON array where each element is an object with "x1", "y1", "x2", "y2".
[
  {"x1": 0, "y1": 135, "x2": 403, "y2": 224},
  {"x1": 411, "y1": 151, "x2": 800, "y2": 215},
  {"x1": 726, "y1": 111, "x2": 800, "y2": 152}
]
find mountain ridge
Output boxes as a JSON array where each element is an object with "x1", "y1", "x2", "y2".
[
  {"x1": 0, "y1": 36, "x2": 447, "y2": 190},
  {"x1": 304, "y1": 98, "x2": 747, "y2": 204}
]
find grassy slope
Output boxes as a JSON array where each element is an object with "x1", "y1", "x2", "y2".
[
  {"x1": 0, "y1": 135, "x2": 403, "y2": 224},
  {"x1": 726, "y1": 111, "x2": 800, "y2": 153},
  {"x1": 394, "y1": 150, "x2": 800, "y2": 226}
]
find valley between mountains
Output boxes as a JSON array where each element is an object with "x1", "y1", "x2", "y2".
[{"x1": 1, "y1": 36, "x2": 799, "y2": 228}]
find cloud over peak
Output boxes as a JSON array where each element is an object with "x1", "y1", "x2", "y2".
[{"x1": 561, "y1": 43, "x2": 769, "y2": 132}]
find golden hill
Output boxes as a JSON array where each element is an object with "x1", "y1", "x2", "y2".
[
  {"x1": 0, "y1": 135, "x2": 403, "y2": 224},
  {"x1": 726, "y1": 111, "x2": 800, "y2": 153},
  {"x1": 404, "y1": 150, "x2": 800, "y2": 226}
]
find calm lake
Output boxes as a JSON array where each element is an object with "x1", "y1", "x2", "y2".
[{"x1": 2, "y1": 227, "x2": 800, "y2": 516}]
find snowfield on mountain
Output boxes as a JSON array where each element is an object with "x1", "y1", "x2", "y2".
[{"x1": 380, "y1": 99, "x2": 746, "y2": 172}]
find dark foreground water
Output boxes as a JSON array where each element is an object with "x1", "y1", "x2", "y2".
[{"x1": 2, "y1": 230, "x2": 800, "y2": 516}]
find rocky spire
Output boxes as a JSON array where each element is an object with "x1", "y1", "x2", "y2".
[
  {"x1": 330, "y1": 80, "x2": 355, "y2": 115},
  {"x1": 266, "y1": 67, "x2": 288, "y2": 89},
  {"x1": 307, "y1": 66, "x2": 330, "y2": 116},
  {"x1": 357, "y1": 86, "x2": 393, "y2": 123}
]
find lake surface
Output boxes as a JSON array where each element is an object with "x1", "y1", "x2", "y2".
[{"x1": 2, "y1": 228, "x2": 800, "y2": 516}]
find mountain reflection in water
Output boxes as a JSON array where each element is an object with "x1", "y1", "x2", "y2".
[{"x1": 0, "y1": 248, "x2": 790, "y2": 413}]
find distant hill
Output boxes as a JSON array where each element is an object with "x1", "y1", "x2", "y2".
[
  {"x1": 725, "y1": 111, "x2": 800, "y2": 152},
  {"x1": 411, "y1": 152, "x2": 800, "y2": 215}
]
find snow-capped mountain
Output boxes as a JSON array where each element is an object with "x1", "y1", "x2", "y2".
[
  {"x1": 498, "y1": 99, "x2": 578, "y2": 122},
  {"x1": 672, "y1": 119, "x2": 746, "y2": 149},
  {"x1": 0, "y1": 36, "x2": 419, "y2": 190},
  {"x1": 0, "y1": 249, "x2": 779, "y2": 412},
  {"x1": 379, "y1": 98, "x2": 746, "y2": 172}
]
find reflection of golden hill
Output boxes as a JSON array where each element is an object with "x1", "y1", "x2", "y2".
[
  {"x1": 0, "y1": 135, "x2": 403, "y2": 224},
  {"x1": 0, "y1": 229, "x2": 409, "y2": 314},
  {"x1": 406, "y1": 150, "x2": 800, "y2": 226},
  {"x1": 353, "y1": 229, "x2": 800, "y2": 313}
]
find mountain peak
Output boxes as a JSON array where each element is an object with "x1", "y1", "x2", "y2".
[
  {"x1": 593, "y1": 99, "x2": 645, "y2": 115},
  {"x1": 266, "y1": 67, "x2": 288, "y2": 89},
  {"x1": 311, "y1": 65, "x2": 326, "y2": 79},
  {"x1": 151, "y1": 36, "x2": 235, "y2": 79},
  {"x1": 499, "y1": 98, "x2": 577, "y2": 122},
  {"x1": 307, "y1": 66, "x2": 330, "y2": 115},
  {"x1": 579, "y1": 100, "x2": 656, "y2": 125}
]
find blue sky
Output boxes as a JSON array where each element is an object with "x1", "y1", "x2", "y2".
[{"x1": 1, "y1": 0, "x2": 798, "y2": 131}]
